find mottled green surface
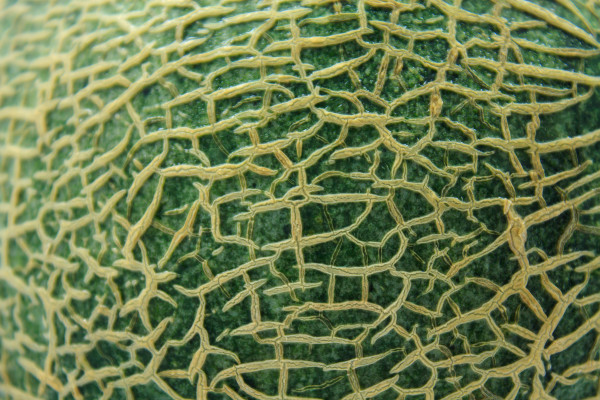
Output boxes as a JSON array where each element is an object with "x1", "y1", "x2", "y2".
[{"x1": 1, "y1": 0, "x2": 600, "y2": 399}]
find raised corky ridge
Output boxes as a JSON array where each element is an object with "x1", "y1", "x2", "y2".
[{"x1": 1, "y1": 0, "x2": 600, "y2": 399}]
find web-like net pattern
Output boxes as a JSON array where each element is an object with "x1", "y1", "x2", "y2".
[{"x1": 1, "y1": 0, "x2": 600, "y2": 399}]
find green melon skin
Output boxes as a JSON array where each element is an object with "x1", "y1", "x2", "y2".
[{"x1": 1, "y1": 0, "x2": 600, "y2": 399}]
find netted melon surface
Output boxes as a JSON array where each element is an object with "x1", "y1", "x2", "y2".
[{"x1": 1, "y1": 0, "x2": 600, "y2": 399}]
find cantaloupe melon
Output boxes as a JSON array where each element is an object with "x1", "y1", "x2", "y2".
[{"x1": 1, "y1": 0, "x2": 600, "y2": 399}]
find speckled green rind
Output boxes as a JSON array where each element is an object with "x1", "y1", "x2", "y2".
[{"x1": 1, "y1": 0, "x2": 600, "y2": 399}]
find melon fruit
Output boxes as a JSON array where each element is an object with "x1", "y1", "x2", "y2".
[{"x1": 1, "y1": 0, "x2": 600, "y2": 399}]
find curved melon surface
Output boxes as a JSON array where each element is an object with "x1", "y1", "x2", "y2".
[{"x1": 1, "y1": 0, "x2": 600, "y2": 399}]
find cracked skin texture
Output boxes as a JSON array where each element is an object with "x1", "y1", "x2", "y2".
[{"x1": 1, "y1": 0, "x2": 600, "y2": 399}]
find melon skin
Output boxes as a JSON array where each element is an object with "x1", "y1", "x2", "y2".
[{"x1": 1, "y1": 0, "x2": 600, "y2": 399}]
